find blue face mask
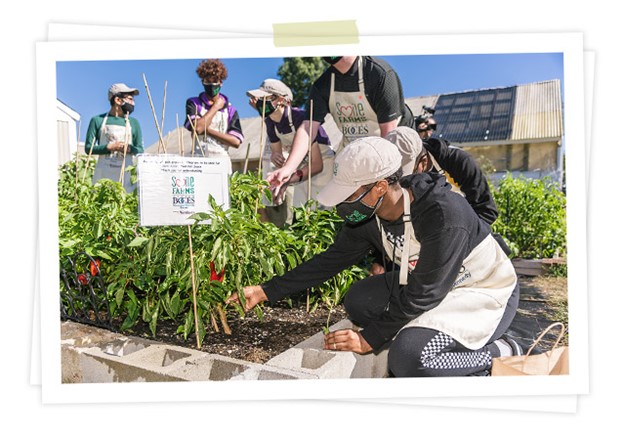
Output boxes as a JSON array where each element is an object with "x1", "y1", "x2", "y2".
[{"x1": 335, "y1": 185, "x2": 383, "y2": 225}]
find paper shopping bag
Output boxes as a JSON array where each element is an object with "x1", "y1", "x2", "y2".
[{"x1": 491, "y1": 322, "x2": 569, "y2": 376}]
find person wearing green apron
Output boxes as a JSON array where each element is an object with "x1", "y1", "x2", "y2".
[
  {"x1": 247, "y1": 78, "x2": 335, "y2": 226},
  {"x1": 230, "y1": 136, "x2": 521, "y2": 377},
  {"x1": 84, "y1": 83, "x2": 144, "y2": 192},
  {"x1": 266, "y1": 56, "x2": 415, "y2": 198}
]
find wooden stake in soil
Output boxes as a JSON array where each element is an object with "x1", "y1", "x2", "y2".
[
  {"x1": 187, "y1": 115, "x2": 206, "y2": 157},
  {"x1": 160, "y1": 80, "x2": 168, "y2": 154},
  {"x1": 255, "y1": 97, "x2": 268, "y2": 214},
  {"x1": 74, "y1": 119, "x2": 82, "y2": 187},
  {"x1": 307, "y1": 100, "x2": 313, "y2": 202},
  {"x1": 243, "y1": 142, "x2": 251, "y2": 173},
  {"x1": 176, "y1": 113, "x2": 183, "y2": 156},
  {"x1": 82, "y1": 136, "x2": 96, "y2": 183},
  {"x1": 142, "y1": 73, "x2": 166, "y2": 154},
  {"x1": 187, "y1": 225, "x2": 201, "y2": 349},
  {"x1": 258, "y1": 96, "x2": 267, "y2": 178},
  {"x1": 118, "y1": 115, "x2": 130, "y2": 184}
]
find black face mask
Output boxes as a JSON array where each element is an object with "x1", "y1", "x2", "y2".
[
  {"x1": 120, "y1": 102, "x2": 134, "y2": 115},
  {"x1": 255, "y1": 98, "x2": 277, "y2": 117},
  {"x1": 322, "y1": 56, "x2": 342, "y2": 65},
  {"x1": 335, "y1": 186, "x2": 383, "y2": 225},
  {"x1": 203, "y1": 83, "x2": 221, "y2": 98}
]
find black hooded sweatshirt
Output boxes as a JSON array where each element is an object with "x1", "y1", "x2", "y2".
[{"x1": 262, "y1": 172, "x2": 491, "y2": 351}]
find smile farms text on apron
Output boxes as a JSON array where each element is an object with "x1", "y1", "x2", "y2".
[{"x1": 328, "y1": 56, "x2": 382, "y2": 152}]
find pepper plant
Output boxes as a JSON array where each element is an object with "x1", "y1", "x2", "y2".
[{"x1": 58, "y1": 156, "x2": 369, "y2": 347}]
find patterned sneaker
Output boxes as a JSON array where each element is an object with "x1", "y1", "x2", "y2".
[{"x1": 499, "y1": 334, "x2": 524, "y2": 356}]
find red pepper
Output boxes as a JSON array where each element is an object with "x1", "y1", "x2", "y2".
[
  {"x1": 90, "y1": 259, "x2": 101, "y2": 276},
  {"x1": 209, "y1": 261, "x2": 225, "y2": 282},
  {"x1": 77, "y1": 274, "x2": 89, "y2": 285}
]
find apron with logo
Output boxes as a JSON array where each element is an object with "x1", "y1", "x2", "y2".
[
  {"x1": 377, "y1": 188, "x2": 517, "y2": 350},
  {"x1": 328, "y1": 56, "x2": 392, "y2": 153},
  {"x1": 192, "y1": 104, "x2": 231, "y2": 159},
  {"x1": 261, "y1": 107, "x2": 335, "y2": 219},
  {"x1": 92, "y1": 115, "x2": 135, "y2": 192}
]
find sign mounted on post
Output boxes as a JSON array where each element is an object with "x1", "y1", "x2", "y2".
[{"x1": 137, "y1": 154, "x2": 231, "y2": 226}]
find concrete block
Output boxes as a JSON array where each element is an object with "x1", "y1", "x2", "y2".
[
  {"x1": 167, "y1": 354, "x2": 316, "y2": 381},
  {"x1": 60, "y1": 321, "x2": 317, "y2": 382},
  {"x1": 265, "y1": 319, "x2": 389, "y2": 379}
]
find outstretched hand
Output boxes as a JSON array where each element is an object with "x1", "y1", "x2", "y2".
[
  {"x1": 323, "y1": 329, "x2": 373, "y2": 354},
  {"x1": 267, "y1": 168, "x2": 293, "y2": 202},
  {"x1": 226, "y1": 285, "x2": 268, "y2": 312}
]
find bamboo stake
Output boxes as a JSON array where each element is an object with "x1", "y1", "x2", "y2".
[
  {"x1": 243, "y1": 142, "x2": 251, "y2": 173},
  {"x1": 142, "y1": 73, "x2": 166, "y2": 153},
  {"x1": 254, "y1": 97, "x2": 267, "y2": 215},
  {"x1": 160, "y1": 80, "x2": 168, "y2": 154},
  {"x1": 258, "y1": 97, "x2": 266, "y2": 178},
  {"x1": 187, "y1": 114, "x2": 205, "y2": 158},
  {"x1": 74, "y1": 119, "x2": 81, "y2": 186},
  {"x1": 187, "y1": 225, "x2": 201, "y2": 349},
  {"x1": 118, "y1": 115, "x2": 130, "y2": 184},
  {"x1": 82, "y1": 136, "x2": 96, "y2": 183},
  {"x1": 307, "y1": 100, "x2": 313, "y2": 202},
  {"x1": 176, "y1": 113, "x2": 183, "y2": 156}
]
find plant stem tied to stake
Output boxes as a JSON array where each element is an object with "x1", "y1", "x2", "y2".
[{"x1": 187, "y1": 225, "x2": 201, "y2": 349}]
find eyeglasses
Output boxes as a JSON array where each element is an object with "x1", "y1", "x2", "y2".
[{"x1": 202, "y1": 80, "x2": 221, "y2": 86}]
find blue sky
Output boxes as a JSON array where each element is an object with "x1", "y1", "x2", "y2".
[{"x1": 56, "y1": 53, "x2": 564, "y2": 148}]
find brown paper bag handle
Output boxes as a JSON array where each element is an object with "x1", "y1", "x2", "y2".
[{"x1": 525, "y1": 322, "x2": 566, "y2": 357}]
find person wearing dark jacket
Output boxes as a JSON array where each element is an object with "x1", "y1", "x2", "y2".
[{"x1": 228, "y1": 136, "x2": 521, "y2": 377}]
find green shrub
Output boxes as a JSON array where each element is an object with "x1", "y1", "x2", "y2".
[{"x1": 491, "y1": 173, "x2": 567, "y2": 259}]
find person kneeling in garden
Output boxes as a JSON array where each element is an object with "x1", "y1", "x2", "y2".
[{"x1": 227, "y1": 136, "x2": 522, "y2": 377}]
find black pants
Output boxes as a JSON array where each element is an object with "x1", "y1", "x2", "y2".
[{"x1": 343, "y1": 271, "x2": 520, "y2": 377}]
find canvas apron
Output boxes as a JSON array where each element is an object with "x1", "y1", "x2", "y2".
[
  {"x1": 328, "y1": 57, "x2": 384, "y2": 154},
  {"x1": 92, "y1": 115, "x2": 135, "y2": 192},
  {"x1": 261, "y1": 108, "x2": 335, "y2": 216},
  {"x1": 192, "y1": 105, "x2": 231, "y2": 159},
  {"x1": 378, "y1": 189, "x2": 517, "y2": 350}
]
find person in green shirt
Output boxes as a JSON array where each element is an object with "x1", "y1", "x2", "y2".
[{"x1": 84, "y1": 83, "x2": 144, "y2": 191}]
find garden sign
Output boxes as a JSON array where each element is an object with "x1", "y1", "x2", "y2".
[{"x1": 137, "y1": 154, "x2": 231, "y2": 226}]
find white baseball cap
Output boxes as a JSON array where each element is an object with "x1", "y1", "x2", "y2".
[
  {"x1": 384, "y1": 126, "x2": 423, "y2": 176},
  {"x1": 246, "y1": 78, "x2": 293, "y2": 101},
  {"x1": 108, "y1": 83, "x2": 139, "y2": 100},
  {"x1": 317, "y1": 136, "x2": 402, "y2": 207}
]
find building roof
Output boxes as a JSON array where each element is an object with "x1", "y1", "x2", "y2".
[
  {"x1": 144, "y1": 113, "x2": 343, "y2": 162},
  {"x1": 146, "y1": 79, "x2": 563, "y2": 156},
  {"x1": 407, "y1": 80, "x2": 563, "y2": 146}
]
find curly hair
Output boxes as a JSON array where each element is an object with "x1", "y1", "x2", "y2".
[{"x1": 196, "y1": 59, "x2": 228, "y2": 82}]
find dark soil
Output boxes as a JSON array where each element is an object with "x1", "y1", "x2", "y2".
[
  {"x1": 105, "y1": 275, "x2": 567, "y2": 365},
  {"x1": 123, "y1": 299, "x2": 347, "y2": 364}
]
